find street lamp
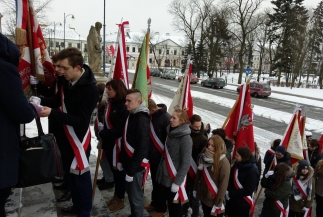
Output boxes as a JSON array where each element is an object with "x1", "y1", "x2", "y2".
[{"x1": 63, "y1": 13, "x2": 75, "y2": 49}]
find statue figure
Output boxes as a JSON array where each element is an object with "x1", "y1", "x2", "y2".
[{"x1": 87, "y1": 22, "x2": 102, "y2": 74}]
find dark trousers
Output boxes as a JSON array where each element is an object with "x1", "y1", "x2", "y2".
[
  {"x1": 112, "y1": 168, "x2": 125, "y2": 199},
  {"x1": 158, "y1": 184, "x2": 183, "y2": 217},
  {"x1": 288, "y1": 210, "x2": 305, "y2": 217},
  {"x1": 125, "y1": 170, "x2": 144, "y2": 217},
  {"x1": 0, "y1": 187, "x2": 11, "y2": 217},
  {"x1": 182, "y1": 175, "x2": 199, "y2": 217},
  {"x1": 148, "y1": 151, "x2": 163, "y2": 208},
  {"x1": 201, "y1": 202, "x2": 223, "y2": 217},
  {"x1": 69, "y1": 171, "x2": 92, "y2": 217},
  {"x1": 153, "y1": 182, "x2": 167, "y2": 212},
  {"x1": 316, "y1": 194, "x2": 323, "y2": 217}
]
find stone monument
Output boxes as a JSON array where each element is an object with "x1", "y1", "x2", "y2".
[{"x1": 87, "y1": 22, "x2": 104, "y2": 77}]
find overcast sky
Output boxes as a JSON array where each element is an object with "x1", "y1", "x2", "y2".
[{"x1": 43, "y1": 0, "x2": 321, "y2": 38}]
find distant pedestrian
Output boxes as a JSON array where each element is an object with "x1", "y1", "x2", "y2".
[
  {"x1": 194, "y1": 135, "x2": 230, "y2": 217},
  {"x1": 156, "y1": 109, "x2": 193, "y2": 217}
]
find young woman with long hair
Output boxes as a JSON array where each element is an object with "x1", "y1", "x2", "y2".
[
  {"x1": 289, "y1": 160, "x2": 315, "y2": 217},
  {"x1": 156, "y1": 109, "x2": 193, "y2": 217},
  {"x1": 194, "y1": 135, "x2": 230, "y2": 217},
  {"x1": 260, "y1": 163, "x2": 293, "y2": 217},
  {"x1": 226, "y1": 146, "x2": 259, "y2": 217},
  {"x1": 313, "y1": 159, "x2": 323, "y2": 217}
]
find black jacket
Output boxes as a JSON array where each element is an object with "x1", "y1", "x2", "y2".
[
  {"x1": 190, "y1": 124, "x2": 208, "y2": 163},
  {"x1": 264, "y1": 149, "x2": 274, "y2": 164},
  {"x1": 0, "y1": 33, "x2": 35, "y2": 189},
  {"x1": 264, "y1": 152, "x2": 291, "y2": 175},
  {"x1": 308, "y1": 148, "x2": 322, "y2": 169},
  {"x1": 148, "y1": 104, "x2": 170, "y2": 163},
  {"x1": 36, "y1": 76, "x2": 64, "y2": 97},
  {"x1": 41, "y1": 64, "x2": 99, "y2": 167},
  {"x1": 121, "y1": 103, "x2": 150, "y2": 177},
  {"x1": 226, "y1": 160, "x2": 259, "y2": 216},
  {"x1": 99, "y1": 99, "x2": 129, "y2": 163}
]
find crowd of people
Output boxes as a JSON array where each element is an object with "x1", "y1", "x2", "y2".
[{"x1": 1, "y1": 31, "x2": 323, "y2": 217}]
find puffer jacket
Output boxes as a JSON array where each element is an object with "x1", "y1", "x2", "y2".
[
  {"x1": 156, "y1": 123, "x2": 192, "y2": 187},
  {"x1": 194, "y1": 152, "x2": 230, "y2": 213},
  {"x1": 289, "y1": 165, "x2": 315, "y2": 213}
]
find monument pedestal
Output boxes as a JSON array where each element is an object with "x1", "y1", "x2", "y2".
[{"x1": 94, "y1": 72, "x2": 108, "y2": 84}]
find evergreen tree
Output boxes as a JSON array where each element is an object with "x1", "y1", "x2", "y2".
[
  {"x1": 181, "y1": 43, "x2": 193, "y2": 73},
  {"x1": 195, "y1": 40, "x2": 208, "y2": 76}
]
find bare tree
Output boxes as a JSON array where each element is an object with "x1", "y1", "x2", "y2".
[
  {"x1": 226, "y1": 0, "x2": 265, "y2": 84},
  {"x1": 0, "y1": 0, "x2": 53, "y2": 39}
]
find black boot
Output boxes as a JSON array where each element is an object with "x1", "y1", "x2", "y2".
[{"x1": 57, "y1": 191, "x2": 72, "y2": 202}]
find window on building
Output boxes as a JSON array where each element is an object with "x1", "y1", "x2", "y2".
[
  {"x1": 50, "y1": 41, "x2": 53, "y2": 47},
  {"x1": 68, "y1": 43, "x2": 72, "y2": 48},
  {"x1": 127, "y1": 46, "x2": 129, "y2": 52},
  {"x1": 166, "y1": 50, "x2": 169, "y2": 55},
  {"x1": 77, "y1": 43, "x2": 81, "y2": 49},
  {"x1": 56, "y1": 42, "x2": 59, "y2": 47},
  {"x1": 159, "y1": 49, "x2": 162, "y2": 55},
  {"x1": 182, "y1": 50, "x2": 185, "y2": 55},
  {"x1": 132, "y1": 47, "x2": 135, "y2": 52},
  {"x1": 61, "y1": 42, "x2": 65, "y2": 48},
  {"x1": 84, "y1": 44, "x2": 87, "y2": 52},
  {"x1": 174, "y1": 50, "x2": 177, "y2": 55},
  {"x1": 149, "y1": 48, "x2": 152, "y2": 54}
]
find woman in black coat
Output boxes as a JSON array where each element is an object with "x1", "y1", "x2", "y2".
[
  {"x1": 226, "y1": 147, "x2": 259, "y2": 217},
  {"x1": 0, "y1": 33, "x2": 35, "y2": 216},
  {"x1": 98, "y1": 79, "x2": 129, "y2": 212}
]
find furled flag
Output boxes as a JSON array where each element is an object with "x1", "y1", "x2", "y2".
[
  {"x1": 168, "y1": 60, "x2": 194, "y2": 119},
  {"x1": 230, "y1": 57, "x2": 235, "y2": 65},
  {"x1": 105, "y1": 46, "x2": 110, "y2": 57},
  {"x1": 109, "y1": 45, "x2": 115, "y2": 56},
  {"x1": 279, "y1": 108, "x2": 304, "y2": 165},
  {"x1": 223, "y1": 82, "x2": 255, "y2": 159},
  {"x1": 112, "y1": 21, "x2": 130, "y2": 88},
  {"x1": 16, "y1": 0, "x2": 55, "y2": 95},
  {"x1": 298, "y1": 113, "x2": 309, "y2": 161},
  {"x1": 132, "y1": 19, "x2": 151, "y2": 105},
  {"x1": 223, "y1": 57, "x2": 228, "y2": 64}
]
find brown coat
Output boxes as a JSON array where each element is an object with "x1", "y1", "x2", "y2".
[
  {"x1": 314, "y1": 161, "x2": 323, "y2": 197},
  {"x1": 194, "y1": 155, "x2": 230, "y2": 214}
]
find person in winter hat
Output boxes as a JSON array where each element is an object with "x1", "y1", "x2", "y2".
[{"x1": 264, "y1": 146, "x2": 291, "y2": 174}]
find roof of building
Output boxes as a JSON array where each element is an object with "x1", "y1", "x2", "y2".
[
  {"x1": 41, "y1": 26, "x2": 86, "y2": 41},
  {"x1": 105, "y1": 31, "x2": 187, "y2": 47}
]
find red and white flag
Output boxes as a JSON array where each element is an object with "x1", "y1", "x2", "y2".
[
  {"x1": 16, "y1": 0, "x2": 55, "y2": 94},
  {"x1": 280, "y1": 109, "x2": 304, "y2": 165},
  {"x1": 168, "y1": 61, "x2": 193, "y2": 119},
  {"x1": 230, "y1": 58, "x2": 235, "y2": 65},
  {"x1": 223, "y1": 83, "x2": 255, "y2": 159},
  {"x1": 318, "y1": 134, "x2": 323, "y2": 155}
]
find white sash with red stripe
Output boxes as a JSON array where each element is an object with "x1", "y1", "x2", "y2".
[
  {"x1": 188, "y1": 157, "x2": 197, "y2": 180},
  {"x1": 105, "y1": 103, "x2": 122, "y2": 168},
  {"x1": 60, "y1": 87, "x2": 91, "y2": 175},
  {"x1": 164, "y1": 144, "x2": 188, "y2": 203},
  {"x1": 202, "y1": 166, "x2": 225, "y2": 215},
  {"x1": 149, "y1": 122, "x2": 164, "y2": 154},
  {"x1": 233, "y1": 168, "x2": 255, "y2": 216},
  {"x1": 272, "y1": 156, "x2": 277, "y2": 169},
  {"x1": 292, "y1": 177, "x2": 313, "y2": 217},
  {"x1": 123, "y1": 117, "x2": 150, "y2": 186},
  {"x1": 273, "y1": 200, "x2": 289, "y2": 217}
]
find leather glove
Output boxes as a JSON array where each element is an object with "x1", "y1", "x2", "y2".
[
  {"x1": 171, "y1": 183, "x2": 179, "y2": 193},
  {"x1": 265, "y1": 170, "x2": 274, "y2": 178},
  {"x1": 225, "y1": 191, "x2": 230, "y2": 200},
  {"x1": 30, "y1": 96, "x2": 41, "y2": 105},
  {"x1": 30, "y1": 75, "x2": 39, "y2": 85},
  {"x1": 117, "y1": 163, "x2": 123, "y2": 171},
  {"x1": 193, "y1": 190, "x2": 197, "y2": 198},
  {"x1": 125, "y1": 174, "x2": 133, "y2": 182},
  {"x1": 98, "y1": 122, "x2": 104, "y2": 131}
]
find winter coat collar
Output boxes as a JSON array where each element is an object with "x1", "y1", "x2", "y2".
[
  {"x1": 167, "y1": 123, "x2": 191, "y2": 138},
  {"x1": 132, "y1": 102, "x2": 149, "y2": 115},
  {"x1": 0, "y1": 33, "x2": 20, "y2": 67}
]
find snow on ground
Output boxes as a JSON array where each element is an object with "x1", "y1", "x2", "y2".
[{"x1": 156, "y1": 83, "x2": 323, "y2": 134}]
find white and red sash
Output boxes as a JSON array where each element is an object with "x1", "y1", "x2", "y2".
[
  {"x1": 272, "y1": 156, "x2": 277, "y2": 169},
  {"x1": 273, "y1": 200, "x2": 289, "y2": 217},
  {"x1": 202, "y1": 166, "x2": 225, "y2": 215},
  {"x1": 266, "y1": 149, "x2": 275, "y2": 155},
  {"x1": 123, "y1": 117, "x2": 150, "y2": 186},
  {"x1": 60, "y1": 87, "x2": 91, "y2": 175},
  {"x1": 164, "y1": 144, "x2": 188, "y2": 203},
  {"x1": 188, "y1": 157, "x2": 197, "y2": 180},
  {"x1": 149, "y1": 122, "x2": 164, "y2": 154},
  {"x1": 105, "y1": 103, "x2": 122, "y2": 168},
  {"x1": 233, "y1": 168, "x2": 255, "y2": 217},
  {"x1": 292, "y1": 177, "x2": 312, "y2": 217}
]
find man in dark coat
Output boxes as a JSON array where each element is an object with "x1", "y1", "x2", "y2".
[
  {"x1": 308, "y1": 139, "x2": 322, "y2": 169},
  {"x1": 0, "y1": 33, "x2": 35, "y2": 217},
  {"x1": 39, "y1": 48, "x2": 99, "y2": 217},
  {"x1": 144, "y1": 99, "x2": 170, "y2": 216},
  {"x1": 122, "y1": 89, "x2": 150, "y2": 217},
  {"x1": 264, "y1": 146, "x2": 292, "y2": 174}
]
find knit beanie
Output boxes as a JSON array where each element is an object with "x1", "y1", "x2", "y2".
[
  {"x1": 275, "y1": 146, "x2": 286, "y2": 155},
  {"x1": 298, "y1": 160, "x2": 310, "y2": 170}
]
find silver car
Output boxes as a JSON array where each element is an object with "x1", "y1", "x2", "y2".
[{"x1": 161, "y1": 69, "x2": 176, "y2": 79}]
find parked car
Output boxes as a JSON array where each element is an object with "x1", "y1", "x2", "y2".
[
  {"x1": 201, "y1": 77, "x2": 226, "y2": 89},
  {"x1": 237, "y1": 81, "x2": 271, "y2": 98},
  {"x1": 178, "y1": 73, "x2": 199, "y2": 84},
  {"x1": 160, "y1": 69, "x2": 176, "y2": 79},
  {"x1": 150, "y1": 68, "x2": 160, "y2": 76}
]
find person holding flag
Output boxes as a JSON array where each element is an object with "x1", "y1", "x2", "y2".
[
  {"x1": 225, "y1": 146, "x2": 259, "y2": 217},
  {"x1": 194, "y1": 135, "x2": 230, "y2": 217},
  {"x1": 289, "y1": 160, "x2": 315, "y2": 217},
  {"x1": 263, "y1": 146, "x2": 292, "y2": 175},
  {"x1": 156, "y1": 109, "x2": 192, "y2": 217}
]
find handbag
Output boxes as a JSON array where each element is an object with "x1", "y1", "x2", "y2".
[{"x1": 16, "y1": 116, "x2": 64, "y2": 188}]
